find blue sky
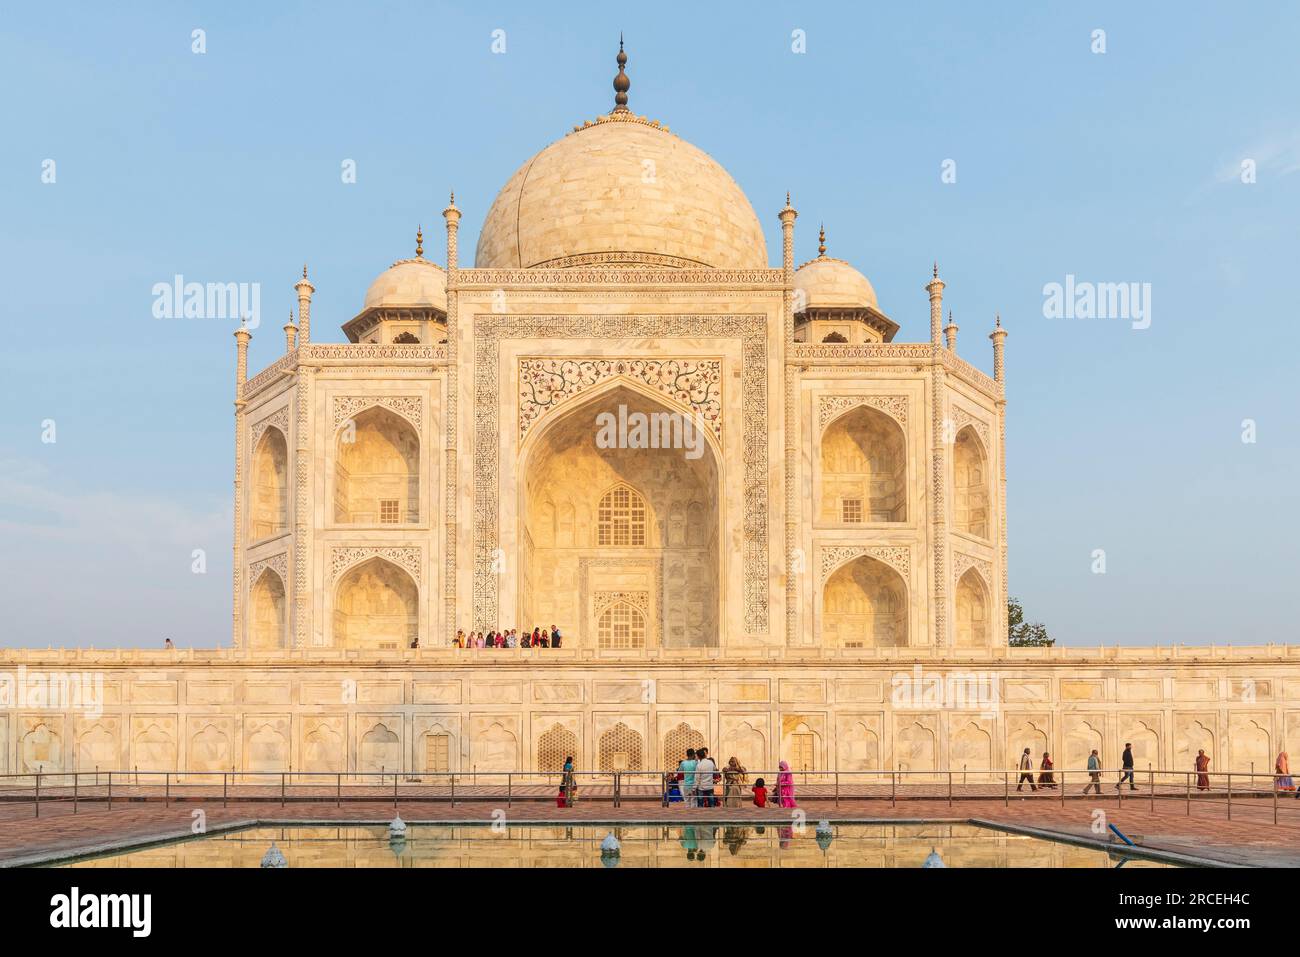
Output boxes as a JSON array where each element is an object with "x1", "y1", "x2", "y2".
[{"x1": 1, "y1": 1, "x2": 1296, "y2": 647}]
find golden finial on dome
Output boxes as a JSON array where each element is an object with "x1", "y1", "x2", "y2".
[
  {"x1": 611, "y1": 35, "x2": 630, "y2": 113},
  {"x1": 416, "y1": 225, "x2": 424, "y2": 257},
  {"x1": 818, "y1": 224, "x2": 827, "y2": 257}
]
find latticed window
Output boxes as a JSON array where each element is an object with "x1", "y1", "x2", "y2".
[
  {"x1": 379, "y1": 499, "x2": 401, "y2": 524},
  {"x1": 598, "y1": 721, "x2": 643, "y2": 772},
  {"x1": 597, "y1": 484, "x2": 646, "y2": 546},
  {"x1": 841, "y1": 498, "x2": 863, "y2": 523},
  {"x1": 538, "y1": 724, "x2": 578, "y2": 773},
  {"x1": 663, "y1": 722, "x2": 705, "y2": 771},
  {"x1": 597, "y1": 602, "x2": 646, "y2": 649}
]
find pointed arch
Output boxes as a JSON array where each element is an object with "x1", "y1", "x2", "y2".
[
  {"x1": 953, "y1": 425, "x2": 989, "y2": 538},
  {"x1": 954, "y1": 567, "x2": 991, "y2": 648},
  {"x1": 334, "y1": 405, "x2": 420, "y2": 524},
  {"x1": 597, "y1": 482, "x2": 648, "y2": 547},
  {"x1": 332, "y1": 556, "x2": 418, "y2": 650},
  {"x1": 819, "y1": 404, "x2": 907, "y2": 523},
  {"x1": 251, "y1": 426, "x2": 288, "y2": 539},
  {"x1": 249, "y1": 566, "x2": 287, "y2": 650},
  {"x1": 822, "y1": 554, "x2": 908, "y2": 648},
  {"x1": 597, "y1": 600, "x2": 647, "y2": 649}
]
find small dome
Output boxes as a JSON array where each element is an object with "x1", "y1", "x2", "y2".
[
  {"x1": 362, "y1": 258, "x2": 446, "y2": 312},
  {"x1": 475, "y1": 115, "x2": 768, "y2": 270},
  {"x1": 794, "y1": 255, "x2": 879, "y2": 311}
]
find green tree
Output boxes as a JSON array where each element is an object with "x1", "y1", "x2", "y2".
[{"x1": 1007, "y1": 597, "x2": 1053, "y2": 647}]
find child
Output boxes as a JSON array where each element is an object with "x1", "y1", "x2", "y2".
[
  {"x1": 556, "y1": 784, "x2": 568, "y2": 808},
  {"x1": 666, "y1": 772, "x2": 683, "y2": 804},
  {"x1": 752, "y1": 777, "x2": 768, "y2": 808}
]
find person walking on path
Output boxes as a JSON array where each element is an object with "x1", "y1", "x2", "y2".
[
  {"x1": 1016, "y1": 748, "x2": 1038, "y2": 792},
  {"x1": 1117, "y1": 743, "x2": 1138, "y2": 790},
  {"x1": 561, "y1": 755, "x2": 578, "y2": 807},
  {"x1": 1083, "y1": 749, "x2": 1103, "y2": 794},
  {"x1": 1195, "y1": 750, "x2": 1211, "y2": 791}
]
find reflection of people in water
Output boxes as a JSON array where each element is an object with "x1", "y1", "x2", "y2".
[
  {"x1": 722, "y1": 826, "x2": 748, "y2": 856},
  {"x1": 778, "y1": 825, "x2": 794, "y2": 850},
  {"x1": 680, "y1": 825, "x2": 699, "y2": 860}
]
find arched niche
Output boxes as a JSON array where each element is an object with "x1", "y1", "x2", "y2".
[
  {"x1": 249, "y1": 567, "x2": 287, "y2": 651},
  {"x1": 251, "y1": 427, "x2": 288, "y2": 539},
  {"x1": 953, "y1": 427, "x2": 989, "y2": 538},
  {"x1": 954, "y1": 567, "x2": 991, "y2": 649},
  {"x1": 819, "y1": 405, "x2": 906, "y2": 523},
  {"x1": 822, "y1": 555, "x2": 908, "y2": 648},
  {"x1": 520, "y1": 382, "x2": 720, "y2": 649},
  {"x1": 334, "y1": 406, "x2": 420, "y2": 524},
  {"x1": 332, "y1": 557, "x2": 418, "y2": 650}
]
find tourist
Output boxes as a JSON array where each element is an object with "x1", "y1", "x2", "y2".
[
  {"x1": 1277, "y1": 752, "x2": 1296, "y2": 792},
  {"x1": 454, "y1": 630, "x2": 465, "y2": 648},
  {"x1": 520, "y1": 629, "x2": 530, "y2": 648},
  {"x1": 164, "y1": 637, "x2": 174, "y2": 649},
  {"x1": 1083, "y1": 749, "x2": 1102, "y2": 794},
  {"x1": 1038, "y1": 751, "x2": 1056, "y2": 789},
  {"x1": 723, "y1": 756, "x2": 747, "y2": 807},
  {"x1": 1117, "y1": 742, "x2": 1137, "y2": 791},
  {"x1": 475, "y1": 632, "x2": 485, "y2": 649},
  {"x1": 551, "y1": 624, "x2": 562, "y2": 648},
  {"x1": 776, "y1": 760, "x2": 798, "y2": 808},
  {"x1": 679, "y1": 748, "x2": 698, "y2": 807},
  {"x1": 752, "y1": 777, "x2": 768, "y2": 807},
  {"x1": 1195, "y1": 750, "x2": 1211, "y2": 790},
  {"x1": 695, "y1": 747, "x2": 718, "y2": 807},
  {"x1": 1016, "y1": 748, "x2": 1038, "y2": 792},
  {"x1": 665, "y1": 769, "x2": 684, "y2": 804},
  {"x1": 506, "y1": 629, "x2": 518, "y2": 649},
  {"x1": 495, "y1": 631, "x2": 505, "y2": 648},
  {"x1": 561, "y1": 755, "x2": 578, "y2": 806}
]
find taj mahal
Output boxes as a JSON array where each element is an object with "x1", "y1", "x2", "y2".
[{"x1": 2, "y1": 44, "x2": 1296, "y2": 782}]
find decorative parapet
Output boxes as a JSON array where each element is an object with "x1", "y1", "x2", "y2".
[
  {"x1": 301, "y1": 343, "x2": 447, "y2": 362},
  {"x1": 789, "y1": 342, "x2": 1000, "y2": 399},
  {"x1": 242, "y1": 352, "x2": 297, "y2": 398},
  {"x1": 453, "y1": 267, "x2": 785, "y2": 288}
]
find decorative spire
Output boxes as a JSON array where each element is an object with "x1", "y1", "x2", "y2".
[
  {"x1": 415, "y1": 225, "x2": 424, "y2": 258},
  {"x1": 611, "y1": 35, "x2": 630, "y2": 113},
  {"x1": 817, "y1": 224, "x2": 827, "y2": 257},
  {"x1": 303, "y1": 264, "x2": 309, "y2": 279},
  {"x1": 933, "y1": 261, "x2": 939, "y2": 278}
]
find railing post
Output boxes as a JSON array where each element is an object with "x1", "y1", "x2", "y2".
[
  {"x1": 73, "y1": 771, "x2": 78, "y2": 815},
  {"x1": 1061, "y1": 769, "x2": 1066, "y2": 807},
  {"x1": 1186, "y1": 770, "x2": 1191, "y2": 815},
  {"x1": 1149, "y1": 763, "x2": 1154, "y2": 812},
  {"x1": 891, "y1": 768, "x2": 897, "y2": 808},
  {"x1": 834, "y1": 770, "x2": 840, "y2": 809},
  {"x1": 947, "y1": 769, "x2": 952, "y2": 808},
  {"x1": 1003, "y1": 768, "x2": 1008, "y2": 808},
  {"x1": 34, "y1": 770, "x2": 40, "y2": 819},
  {"x1": 108, "y1": 770, "x2": 112, "y2": 810},
  {"x1": 1274, "y1": 772, "x2": 1279, "y2": 826},
  {"x1": 450, "y1": 771, "x2": 455, "y2": 808},
  {"x1": 281, "y1": 771, "x2": 286, "y2": 808},
  {"x1": 222, "y1": 771, "x2": 228, "y2": 809},
  {"x1": 1227, "y1": 773, "x2": 1232, "y2": 820},
  {"x1": 165, "y1": 771, "x2": 170, "y2": 809},
  {"x1": 392, "y1": 770, "x2": 398, "y2": 810},
  {"x1": 336, "y1": 771, "x2": 341, "y2": 808}
]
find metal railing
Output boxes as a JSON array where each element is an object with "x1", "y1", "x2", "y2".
[{"x1": 1, "y1": 766, "x2": 1296, "y2": 823}]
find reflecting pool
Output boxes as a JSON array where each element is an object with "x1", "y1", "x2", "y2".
[{"x1": 63, "y1": 822, "x2": 1174, "y2": 868}]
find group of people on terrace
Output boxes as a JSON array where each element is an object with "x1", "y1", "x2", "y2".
[
  {"x1": 1016, "y1": 745, "x2": 1298, "y2": 795},
  {"x1": 452, "y1": 626, "x2": 562, "y2": 649},
  {"x1": 664, "y1": 748, "x2": 798, "y2": 809}
]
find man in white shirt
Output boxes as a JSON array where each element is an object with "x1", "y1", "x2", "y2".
[{"x1": 694, "y1": 748, "x2": 718, "y2": 808}]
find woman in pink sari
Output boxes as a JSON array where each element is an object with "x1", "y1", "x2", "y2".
[
  {"x1": 776, "y1": 760, "x2": 797, "y2": 808},
  {"x1": 1276, "y1": 752, "x2": 1295, "y2": 791}
]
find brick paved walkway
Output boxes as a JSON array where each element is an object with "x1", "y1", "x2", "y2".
[{"x1": 2, "y1": 788, "x2": 1298, "y2": 867}]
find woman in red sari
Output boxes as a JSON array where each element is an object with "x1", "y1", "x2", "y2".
[
  {"x1": 1195, "y1": 750, "x2": 1211, "y2": 791},
  {"x1": 1275, "y1": 752, "x2": 1295, "y2": 791},
  {"x1": 1037, "y1": 752, "x2": 1056, "y2": 789}
]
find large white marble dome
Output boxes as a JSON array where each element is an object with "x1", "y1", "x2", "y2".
[{"x1": 474, "y1": 113, "x2": 768, "y2": 270}]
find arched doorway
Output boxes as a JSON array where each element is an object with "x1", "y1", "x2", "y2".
[
  {"x1": 332, "y1": 557, "x2": 418, "y2": 650},
  {"x1": 521, "y1": 383, "x2": 720, "y2": 648},
  {"x1": 820, "y1": 405, "x2": 907, "y2": 523},
  {"x1": 954, "y1": 568, "x2": 990, "y2": 648},
  {"x1": 334, "y1": 406, "x2": 419, "y2": 524},
  {"x1": 251, "y1": 427, "x2": 288, "y2": 539},
  {"x1": 822, "y1": 555, "x2": 908, "y2": 647},
  {"x1": 953, "y1": 427, "x2": 989, "y2": 538},
  {"x1": 249, "y1": 567, "x2": 287, "y2": 650}
]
